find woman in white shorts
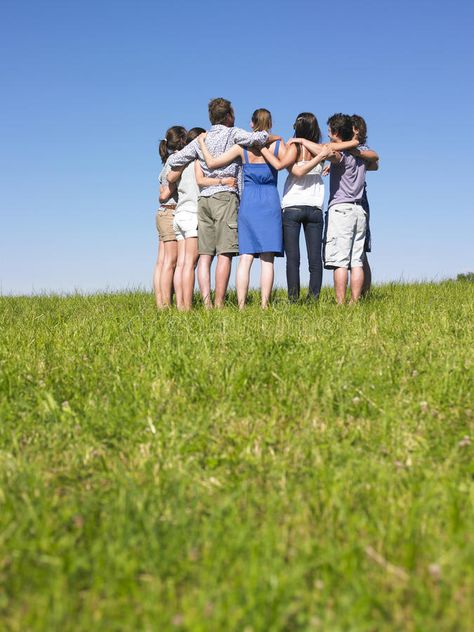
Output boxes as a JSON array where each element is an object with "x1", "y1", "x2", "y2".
[{"x1": 168, "y1": 127, "x2": 237, "y2": 310}]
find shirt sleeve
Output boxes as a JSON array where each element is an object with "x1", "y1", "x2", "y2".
[
  {"x1": 230, "y1": 127, "x2": 269, "y2": 147},
  {"x1": 167, "y1": 140, "x2": 199, "y2": 168}
]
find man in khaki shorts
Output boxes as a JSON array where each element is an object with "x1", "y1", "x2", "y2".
[
  {"x1": 324, "y1": 113, "x2": 369, "y2": 304},
  {"x1": 168, "y1": 98, "x2": 278, "y2": 307}
]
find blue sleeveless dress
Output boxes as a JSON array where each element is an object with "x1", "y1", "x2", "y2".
[{"x1": 238, "y1": 142, "x2": 283, "y2": 257}]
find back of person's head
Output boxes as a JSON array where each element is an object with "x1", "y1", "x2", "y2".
[
  {"x1": 293, "y1": 112, "x2": 321, "y2": 143},
  {"x1": 186, "y1": 127, "x2": 206, "y2": 143},
  {"x1": 159, "y1": 125, "x2": 187, "y2": 163},
  {"x1": 327, "y1": 113, "x2": 353, "y2": 141},
  {"x1": 351, "y1": 114, "x2": 367, "y2": 145},
  {"x1": 208, "y1": 98, "x2": 234, "y2": 125},
  {"x1": 251, "y1": 108, "x2": 272, "y2": 132}
]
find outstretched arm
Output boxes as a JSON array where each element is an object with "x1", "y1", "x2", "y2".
[
  {"x1": 260, "y1": 142, "x2": 297, "y2": 170},
  {"x1": 167, "y1": 140, "x2": 199, "y2": 169},
  {"x1": 287, "y1": 138, "x2": 326, "y2": 156},
  {"x1": 231, "y1": 127, "x2": 269, "y2": 147},
  {"x1": 194, "y1": 160, "x2": 238, "y2": 189},
  {"x1": 198, "y1": 134, "x2": 242, "y2": 169}
]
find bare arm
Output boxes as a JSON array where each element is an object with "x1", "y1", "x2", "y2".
[
  {"x1": 351, "y1": 147, "x2": 379, "y2": 163},
  {"x1": 260, "y1": 142, "x2": 297, "y2": 170},
  {"x1": 198, "y1": 134, "x2": 242, "y2": 169},
  {"x1": 287, "y1": 137, "x2": 326, "y2": 157},
  {"x1": 289, "y1": 147, "x2": 330, "y2": 177},
  {"x1": 328, "y1": 139, "x2": 359, "y2": 152},
  {"x1": 194, "y1": 160, "x2": 237, "y2": 189},
  {"x1": 167, "y1": 165, "x2": 185, "y2": 184},
  {"x1": 366, "y1": 160, "x2": 379, "y2": 171},
  {"x1": 159, "y1": 181, "x2": 176, "y2": 203}
]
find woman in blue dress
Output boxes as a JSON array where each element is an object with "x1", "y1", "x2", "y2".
[{"x1": 198, "y1": 109, "x2": 285, "y2": 309}]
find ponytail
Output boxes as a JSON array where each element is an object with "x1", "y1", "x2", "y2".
[
  {"x1": 159, "y1": 126, "x2": 187, "y2": 163},
  {"x1": 159, "y1": 139, "x2": 168, "y2": 164}
]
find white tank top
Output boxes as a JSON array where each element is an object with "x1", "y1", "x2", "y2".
[{"x1": 281, "y1": 160, "x2": 324, "y2": 210}]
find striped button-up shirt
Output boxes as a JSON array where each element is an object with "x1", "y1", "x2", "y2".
[{"x1": 167, "y1": 125, "x2": 269, "y2": 198}]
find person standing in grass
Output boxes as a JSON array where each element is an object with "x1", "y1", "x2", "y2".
[
  {"x1": 292, "y1": 114, "x2": 378, "y2": 304},
  {"x1": 324, "y1": 113, "x2": 370, "y2": 303},
  {"x1": 260, "y1": 112, "x2": 330, "y2": 302},
  {"x1": 197, "y1": 109, "x2": 285, "y2": 309},
  {"x1": 351, "y1": 114, "x2": 379, "y2": 295},
  {"x1": 156, "y1": 126, "x2": 187, "y2": 308},
  {"x1": 167, "y1": 127, "x2": 237, "y2": 311},
  {"x1": 167, "y1": 98, "x2": 278, "y2": 308}
]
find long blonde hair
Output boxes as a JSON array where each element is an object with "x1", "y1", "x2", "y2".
[{"x1": 251, "y1": 108, "x2": 272, "y2": 132}]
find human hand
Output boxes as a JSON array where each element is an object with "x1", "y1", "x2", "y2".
[
  {"x1": 224, "y1": 177, "x2": 238, "y2": 188},
  {"x1": 322, "y1": 164, "x2": 331, "y2": 176},
  {"x1": 198, "y1": 132, "x2": 207, "y2": 145}
]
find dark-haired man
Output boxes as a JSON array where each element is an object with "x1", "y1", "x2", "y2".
[
  {"x1": 322, "y1": 113, "x2": 373, "y2": 304},
  {"x1": 168, "y1": 98, "x2": 278, "y2": 308}
]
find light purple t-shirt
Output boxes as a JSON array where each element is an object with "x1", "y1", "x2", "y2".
[{"x1": 328, "y1": 151, "x2": 367, "y2": 207}]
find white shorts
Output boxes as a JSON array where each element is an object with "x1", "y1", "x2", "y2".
[
  {"x1": 173, "y1": 210, "x2": 198, "y2": 241},
  {"x1": 324, "y1": 203, "x2": 367, "y2": 269}
]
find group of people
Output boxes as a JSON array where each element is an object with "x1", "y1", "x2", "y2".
[{"x1": 154, "y1": 97, "x2": 379, "y2": 310}]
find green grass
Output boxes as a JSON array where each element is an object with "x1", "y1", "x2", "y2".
[{"x1": 1, "y1": 282, "x2": 473, "y2": 631}]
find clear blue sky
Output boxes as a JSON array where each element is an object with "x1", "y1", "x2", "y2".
[{"x1": 1, "y1": 0, "x2": 473, "y2": 294}]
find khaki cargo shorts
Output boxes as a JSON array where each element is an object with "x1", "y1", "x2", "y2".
[
  {"x1": 324, "y1": 203, "x2": 367, "y2": 269},
  {"x1": 198, "y1": 192, "x2": 239, "y2": 256},
  {"x1": 156, "y1": 206, "x2": 177, "y2": 242}
]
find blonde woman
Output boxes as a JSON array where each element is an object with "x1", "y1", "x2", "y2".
[{"x1": 198, "y1": 109, "x2": 284, "y2": 309}]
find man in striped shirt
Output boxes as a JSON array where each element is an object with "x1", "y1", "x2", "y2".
[{"x1": 168, "y1": 98, "x2": 278, "y2": 308}]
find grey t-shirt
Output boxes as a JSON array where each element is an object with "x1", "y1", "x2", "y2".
[
  {"x1": 328, "y1": 151, "x2": 367, "y2": 207},
  {"x1": 159, "y1": 156, "x2": 178, "y2": 206}
]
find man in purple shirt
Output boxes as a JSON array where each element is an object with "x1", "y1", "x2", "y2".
[
  {"x1": 168, "y1": 98, "x2": 277, "y2": 308},
  {"x1": 324, "y1": 113, "x2": 369, "y2": 304}
]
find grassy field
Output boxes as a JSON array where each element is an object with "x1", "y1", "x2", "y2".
[{"x1": 0, "y1": 282, "x2": 473, "y2": 631}]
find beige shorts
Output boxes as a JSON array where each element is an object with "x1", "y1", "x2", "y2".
[
  {"x1": 198, "y1": 192, "x2": 239, "y2": 256},
  {"x1": 324, "y1": 203, "x2": 367, "y2": 269},
  {"x1": 173, "y1": 210, "x2": 198, "y2": 241},
  {"x1": 156, "y1": 207, "x2": 177, "y2": 242}
]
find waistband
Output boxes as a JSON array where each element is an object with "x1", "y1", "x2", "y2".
[{"x1": 160, "y1": 204, "x2": 176, "y2": 209}]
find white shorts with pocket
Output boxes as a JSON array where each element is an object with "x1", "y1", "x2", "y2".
[
  {"x1": 324, "y1": 203, "x2": 367, "y2": 269},
  {"x1": 173, "y1": 210, "x2": 198, "y2": 241}
]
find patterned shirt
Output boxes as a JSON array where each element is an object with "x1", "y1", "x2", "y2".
[{"x1": 167, "y1": 125, "x2": 269, "y2": 198}]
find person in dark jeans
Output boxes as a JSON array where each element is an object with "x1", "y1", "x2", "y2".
[
  {"x1": 261, "y1": 112, "x2": 328, "y2": 301},
  {"x1": 281, "y1": 206, "x2": 324, "y2": 301}
]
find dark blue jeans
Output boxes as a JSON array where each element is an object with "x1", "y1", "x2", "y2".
[{"x1": 282, "y1": 205, "x2": 323, "y2": 301}]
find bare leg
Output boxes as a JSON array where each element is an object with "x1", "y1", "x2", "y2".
[
  {"x1": 153, "y1": 241, "x2": 165, "y2": 309},
  {"x1": 214, "y1": 254, "x2": 233, "y2": 308},
  {"x1": 198, "y1": 254, "x2": 213, "y2": 308},
  {"x1": 160, "y1": 240, "x2": 178, "y2": 307},
  {"x1": 334, "y1": 267, "x2": 349, "y2": 305},
  {"x1": 173, "y1": 240, "x2": 186, "y2": 310},
  {"x1": 361, "y1": 254, "x2": 372, "y2": 296},
  {"x1": 260, "y1": 253, "x2": 274, "y2": 308},
  {"x1": 349, "y1": 266, "x2": 364, "y2": 304},
  {"x1": 182, "y1": 237, "x2": 199, "y2": 311},
  {"x1": 236, "y1": 254, "x2": 254, "y2": 309}
]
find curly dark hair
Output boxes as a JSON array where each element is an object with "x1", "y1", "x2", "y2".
[
  {"x1": 327, "y1": 113, "x2": 353, "y2": 141},
  {"x1": 351, "y1": 114, "x2": 367, "y2": 145}
]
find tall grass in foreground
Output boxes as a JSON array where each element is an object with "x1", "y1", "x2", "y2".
[{"x1": 0, "y1": 282, "x2": 473, "y2": 631}]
